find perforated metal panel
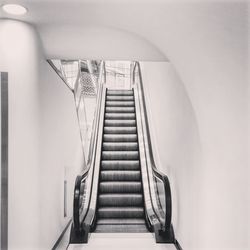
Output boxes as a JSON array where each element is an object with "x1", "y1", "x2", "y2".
[{"x1": 80, "y1": 72, "x2": 97, "y2": 97}]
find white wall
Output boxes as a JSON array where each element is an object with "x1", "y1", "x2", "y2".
[
  {"x1": 0, "y1": 20, "x2": 83, "y2": 249},
  {"x1": 140, "y1": 62, "x2": 203, "y2": 249},
  {"x1": 140, "y1": 59, "x2": 248, "y2": 250},
  {"x1": 0, "y1": 20, "x2": 41, "y2": 249},
  {"x1": 38, "y1": 56, "x2": 84, "y2": 249},
  {"x1": 158, "y1": 4, "x2": 248, "y2": 250}
]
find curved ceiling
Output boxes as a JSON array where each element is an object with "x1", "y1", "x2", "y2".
[
  {"x1": 38, "y1": 24, "x2": 167, "y2": 61},
  {"x1": 0, "y1": 0, "x2": 247, "y2": 63}
]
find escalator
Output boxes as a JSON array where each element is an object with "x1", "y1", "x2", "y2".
[
  {"x1": 70, "y1": 62, "x2": 175, "y2": 245},
  {"x1": 96, "y1": 89, "x2": 147, "y2": 233}
]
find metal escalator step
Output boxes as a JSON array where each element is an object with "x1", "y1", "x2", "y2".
[
  {"x1": 106, "y1": 101, "x2": 135, "y2": 107},
  {"x1": 107, "y1": 90, "x2": 133, "y2": 96},
  {"x1": 97, "y1": 218, "x2": 146, "y2": 225},
  {"x1": 101, "y1": 160, "x2": 140, "y2": 170},
  {"x1": 104, "y1": 119, "x2": 136, "y2": 127},
  {"x1": 103, "y1": 134, "x2": 137, "y2": 142},
  {"x1": 106, "y1": 95, "x2": 134, "y2": 101},
  {"x1": 106, "y1": 107, "x2": 135, "y2": 113},
  {"x1": 98, "y1": 207, "x2": 144, "y2": 218},
  {"x1": 95, "y1": 224, "x2": 148, "y2": 233},
  {"x1": 102, "y1": 142, "x2": 138, "y2": 151},
  {"x1": 100, "y1": 170, "x2": 141, "y2": 181},
  {"x1": 98, "y1": 194, "x2": 143, "y2": 206},
  {"x1": 102, "y1": 151, "x2": 139, "y2": 160},
  {"x1": 105, "y1": 113, "x2": 135, "y2": 120},
  {"x1": 104, "y1": 127, "x2": 137, "y2": 134},
  {"x1": 99, "y1": 181, "x2": 142, "y2": 193}
]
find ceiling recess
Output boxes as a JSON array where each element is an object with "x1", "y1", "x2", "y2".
[{"x1": 2, "y1": 4, "x2": 27, "y2": 15}]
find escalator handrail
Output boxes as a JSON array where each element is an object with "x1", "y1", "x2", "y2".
[
  {"x1": 73, "y1": 175, "x2": 84, "y2": 231},
  {"x1": 133, "y1": 62, "x2": 172, "y2": 231},
  {"x1": 72, "y1": 61, "x2": 105, "y2": 231},
  {"x1": 74, "y1": 61, "x2": 105, "y2": 179}
]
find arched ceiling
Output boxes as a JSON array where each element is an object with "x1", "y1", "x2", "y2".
[
  {"x1": 38, "y1": 24, "x2": 167, "y2": 61},
  {"x1": 0, "y1": 0, "x2": 247, "y2": 62}
]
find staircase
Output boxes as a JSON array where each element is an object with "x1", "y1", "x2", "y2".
[{"x1": 95, "y1": 89, "x2": 148, "y2": 233}]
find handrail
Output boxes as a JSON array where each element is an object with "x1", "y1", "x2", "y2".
[
  {"x1": 86, "y1": 61, "x2": 105, "y2": 166},
  {"x1": 133, "y1": 62, "x2": 173, "y2": 237},
  {"x1": 71, "y1": 61, "x2": 106, "y2": 241},
  {"x1": 79, "y1": 86, "x2": 106, "y2": 238},
  {"x1": 78, "y1": 61, "x2": 105, "y2": 176},
  {"x1": 72, "y1": 175, "x2": 85, "y2": 231}
]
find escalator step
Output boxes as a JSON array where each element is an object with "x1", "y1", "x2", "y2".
[
  {"x1": 104, "y1": 119, "x2": 136, "y2": 127},
  {"x1": 99, "y1": 181, "x2": 142, "y2": 193},
  {"x1": 98, "y1": 207, "x2": 144, "y2": 218},
  {"x1": 106, "y1": 95, "x2": 134, "y2": 101},
  {"x1": 102, "y1": 151, "x2": 139, "y2": 160},
  {"x1": 103, "y1": 134, "x2": 137, "y2": 142},
  {"x1": 95, "y1": 224, "x2": 148, "y2": 233},
  {"x1": 98, "y1": 194, "x2": 143, "y2": 206},
  {"x1": 100, "y1": 170, "x2": 141, "y2": 181},
  {"x1": 105, "y1": 113, "x2": 135, "y2": 120},
  {"x1": 102, "y1": 142, "x2": 138, "y2": 151},
  {"x1": 101, "y1": 160, "x2": 140, "y2": 170},
  {"x1": 97, "y1": 218, "x2": 146, "y2": 225},
  {"x1": 104, "y1": 127, "x2": 137, "y2": 134},
  {"x1": 106, "y1": 101, "x2": 135, "y2": 107},
  {"x1": 106, "y1": 107, "x2": 135, "y2": 113},
  {"x1": 107, "y1": 90, "x2": 133, "y2": 96}
]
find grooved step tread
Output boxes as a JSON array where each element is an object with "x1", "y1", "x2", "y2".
[
  {"x1": 100, "y1": 170, "x2": 141, "y2": 181},
  {"x1": 106, "y1": 107, "x2": 135, "y2": 113},
  {"x1": 101, "y1": 160, "x2": 140, "y2": 170},
  {"x1": 103, "y1": 142, "x2": 138, "y2": 151},
  {"x1": 97, "y1": 218, "x2": 146, "y2": 225},
  {"x1": 106, "y1": 101, "x2": 135, "y2": 107},
  {"x1": 99, "y1": 181, "x2": 142, "y2": 193},
  {"x1": 106, "y1": 95, "x2": 134, "y2": 101},
  {"x1": 104, "y1": 119, "x2": 136, "y2": 127},
  {"x1": 105, "y1": 113, "x2": 136, "y2": 120},
  {"x1": 107, "y1": 90, "x2": 133, "y2": 96},
  {"x1": 98, "y1": 206, "x2": 144, "y2": 218},
  {"x1": 95, "y1": 224, "x2": 148, "y2": 233},
  {"x1": 99, "y1": 193, "x2": 143, "y2": 206},
  {"x1": 103, "y1": 134, "x2": 137, "y2": 142},
  {"x1": 104, "y1": 127, "x2": 137, "y2": 134},
  {"x1": 102, "y1": 151, "x2": 139, "y2": 160}
]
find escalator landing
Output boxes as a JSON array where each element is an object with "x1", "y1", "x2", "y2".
[{"x1": 68, "y1": 233, "x2": 176, "y2": 250}]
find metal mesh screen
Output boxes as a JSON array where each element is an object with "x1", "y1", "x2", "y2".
[{"x1": 80, "y1": 72, "x2": 97, "y2": 97}]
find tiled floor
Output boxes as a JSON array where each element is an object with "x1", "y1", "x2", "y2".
[{"x1": 67, "y1": 233, "x2": 176, "y2": 250}]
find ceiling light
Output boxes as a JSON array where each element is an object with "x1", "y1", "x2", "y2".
[{"x1": 2, "y1": 4, "x2": 27, "y2": 15}]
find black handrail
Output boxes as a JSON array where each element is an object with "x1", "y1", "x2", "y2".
[
  {"x1": 72, "y1": 171, "x2": 89, "y2": 232},
  {"x1": 73, "y1": 175, "x2": 83, "y2": 232},
  {"x1": 134, "y1": 62, "x2": 173, "y2": 238}
]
